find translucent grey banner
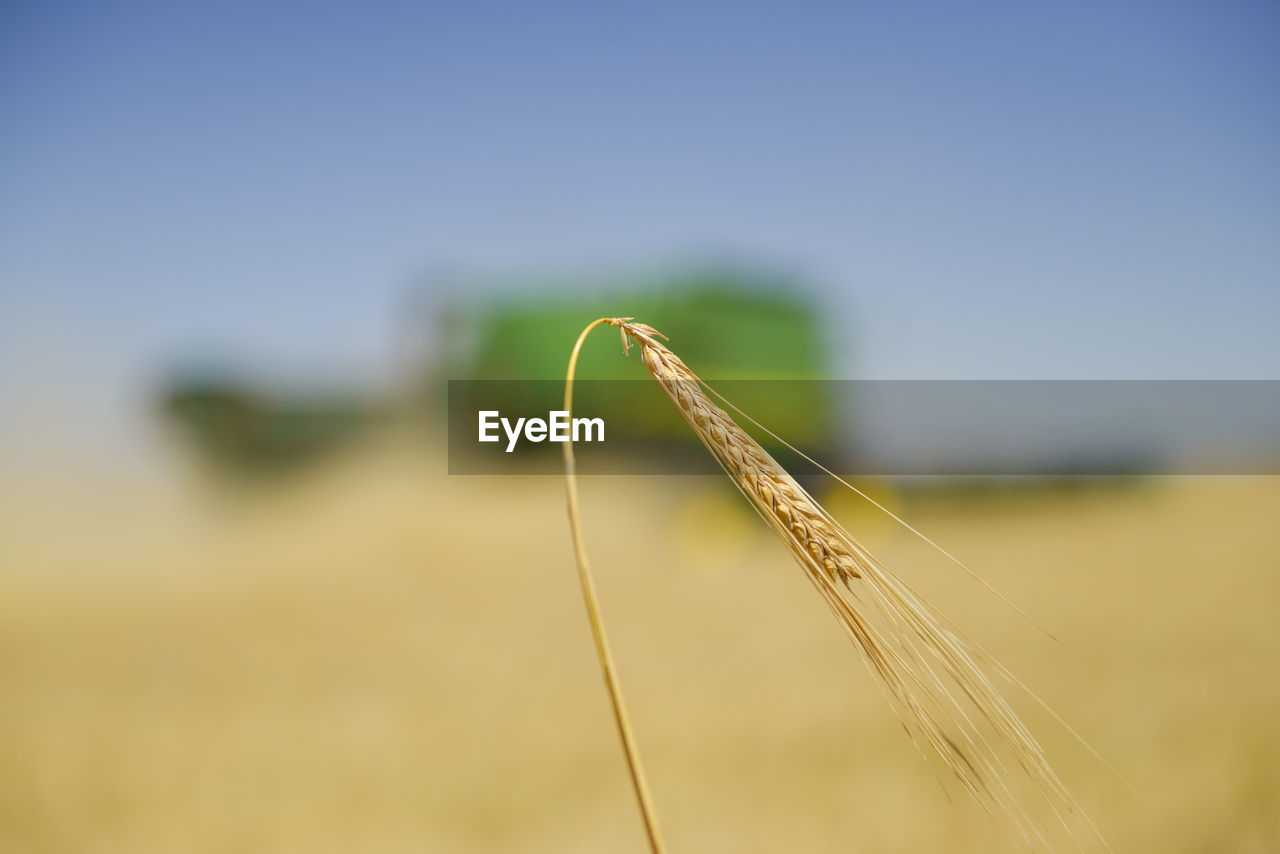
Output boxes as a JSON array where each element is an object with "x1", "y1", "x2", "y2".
[{"x1": 447, "y1": 380, "x2": 1280, "y2": 475}]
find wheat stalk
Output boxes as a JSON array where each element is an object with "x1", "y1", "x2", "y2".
[
  {"x1": 563, "y1": 316, "x2": 1105, "y2": 851},
  {"x1": 563, "y1": 318, "x2": 667, "y2": 853}
]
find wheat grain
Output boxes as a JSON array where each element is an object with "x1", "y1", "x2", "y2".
[{"x1": 601, "y1": 317, "x2": 1104, "y2": 850}]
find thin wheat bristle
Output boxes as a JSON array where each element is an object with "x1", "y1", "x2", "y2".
[{"x1": 608, "y1": 317, "x2": 1105, "y2": 850}]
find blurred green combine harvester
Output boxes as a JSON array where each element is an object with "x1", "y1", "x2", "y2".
[
  {"x1": 162, "y1": 271, "x2": 839, "y2": 472},
  {"x1": 445, "y1": 275, "x2": 837, "y2": 467}
]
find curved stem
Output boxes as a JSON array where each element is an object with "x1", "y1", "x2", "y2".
[{"x1": 563, "y1": 317, "x2": 666, "y2": 854}]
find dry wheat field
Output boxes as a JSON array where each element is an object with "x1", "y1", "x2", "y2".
[{"x1": 1, "y1": 440, "x2": 1278, "y2": 852}]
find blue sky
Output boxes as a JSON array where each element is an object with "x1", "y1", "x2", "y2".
[{"x1": 2, "y1": 1, "x2": 1278, "y2": 456}]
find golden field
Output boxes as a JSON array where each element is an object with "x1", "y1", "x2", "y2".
[{"x1": 2, "y1": 439, "x2": 1278, "y2": 852}]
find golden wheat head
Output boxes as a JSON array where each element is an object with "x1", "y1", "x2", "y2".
[{"x1": 601, "y1": 317, "x2": 1105, "y2": 850}]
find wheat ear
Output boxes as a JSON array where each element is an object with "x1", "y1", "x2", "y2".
[{"x1": 563, "y1": 317, "x2": 1105, "y2": 851}]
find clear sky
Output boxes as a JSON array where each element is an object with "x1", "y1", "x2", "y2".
[{"x1": 2, "y1": 1, "x2": 1278, "y2": 458}]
